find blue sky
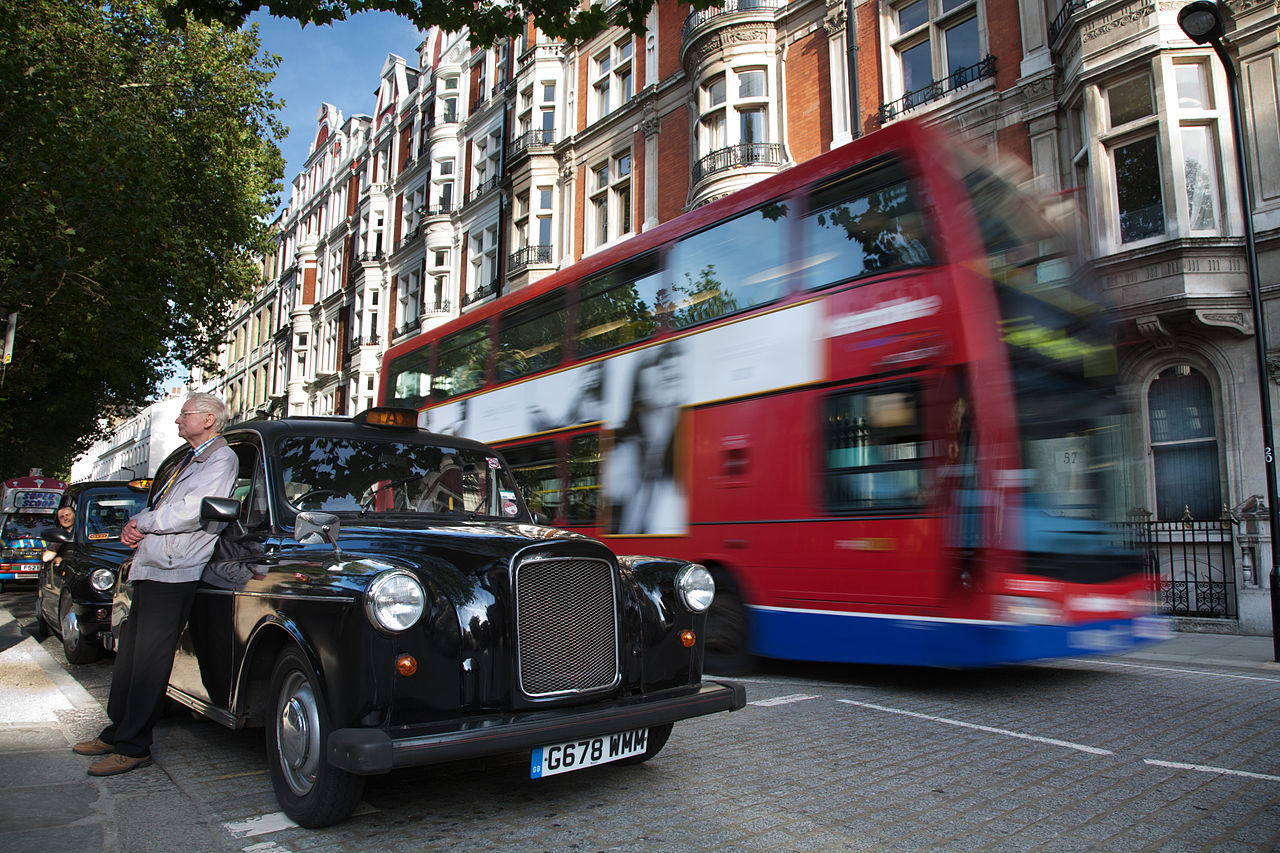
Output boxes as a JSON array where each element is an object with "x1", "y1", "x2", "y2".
[{"x1": 249, "y1": 11, "x2": 424, "y2": 203}]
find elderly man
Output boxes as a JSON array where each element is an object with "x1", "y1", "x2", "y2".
[{"x1": 73, "y1": 393, "x2": 237, "y2": 776}]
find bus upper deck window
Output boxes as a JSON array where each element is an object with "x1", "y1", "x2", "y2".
[
  {"x1": 496, "y1": 292, "x2": 565, "y2": 382},
  {"x1": 802, "y1": 160, "x2": 932, "y2": 291},
  {"x1": 576, "y1": 256, "x2": 664, "y2": 357},
  {"x1": 433, "y1": 323, "x2": 490, "y2": 399},
  {"x1": 665, "y1": 201, "x2": 791, "y2": 328},
  {"x1": 389, "y1": 346, "x2": 432, "y2": 409}
]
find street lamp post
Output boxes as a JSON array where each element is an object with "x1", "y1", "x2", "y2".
[{"x1": 1178, "y1": 0, "x2": 1280, "y2": 661}]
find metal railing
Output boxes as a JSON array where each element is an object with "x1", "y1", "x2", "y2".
[
  {"x1": 508, "y1": 129, "x2": 556, "y2": 159},
  {"x1": 1117, "y1": 515, "x2": 1239, "y2": 619},
  {"x1": 692, "y1": 142, "x2": 783, "y2": 185},
  {"x1": 462, "y1": 280, "x2": 499, "y2": 306},
  {"x1": 682, "y1": 0, "x2": 785, "y2": 41},
  {"x1": 1049, "y1": 0, "x2": 1089, "y2": 44},
  {"x1": 509, "y1": 244, "x2": 552, "y2": 272},
  {"x1": 878, "y1": 56, "x2": 997, "y2": 123},
  {"x1": 466, "y1": 175, "x2": 502, "y2": 206}
]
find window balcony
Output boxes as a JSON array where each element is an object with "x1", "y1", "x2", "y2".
[
  {"x1": 682, "y1": 0, "x2": 785, "y2": 42},
  {"x1": 462, "y1": 280, "x2": 499, "y2": 307},
  {"x1": 508, "y1": 244, "x2": 552, "y2": 273},
  {"x1": 1049, "y1": 0, "x2": 1090, "y2": 44},
  {"x1": 465, "y1": 175, "x2": 503, "y2": 207},
  {"x1": 508, "y1": 129, "x2": 556, "y2": 161},
  {"x1": 878, "y1": 56, "x2": 996, "y2": 123},
  {"x1": 424, "y1": 202, "x2": 454, "y2": 219},
  {"x1": 692, "y1": 142, "x2": 784, "y2": 186}
]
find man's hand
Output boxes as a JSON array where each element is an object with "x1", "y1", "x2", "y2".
[{"x1": 120, "y1": 518, "x2": 143, "y2": 549}]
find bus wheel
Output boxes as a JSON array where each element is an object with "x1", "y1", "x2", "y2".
[
  {"x1": 704, "y1": 574, "x2": 751, "y2": 675},
  {"x1": 266, "y1": 646, "x2": 365, "y2": 828},
  {"x1": 614, "y1": 722, "x2": 673, "y2": 765}
]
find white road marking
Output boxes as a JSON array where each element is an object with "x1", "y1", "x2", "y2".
[
  {"x1": 837, "y1": 698, "x2": 1113, "y2": 755},
  {"x1": 749, "y1": 693, "x2": 820, "y2": 707},
  {"x1": 1064, "y1": 658, "x2": 1280, "y2": 684},
  {"x1": 225, "y1": 813, "x2": 299, "y2": 838},
  {"x1": 1144, "y1": 759, "x2": 1280, "y2": 783},
  {"x1": 242, "y1": 842, "x2": 293, "y2": 853}
]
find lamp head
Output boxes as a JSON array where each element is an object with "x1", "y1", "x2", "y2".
[{"x1": 1178, "y1": 0, "x2": 1225, "y2": 44}]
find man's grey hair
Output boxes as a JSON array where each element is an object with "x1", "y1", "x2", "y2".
[{"x1": 184, "y1": 393, "x2": 229, "y2": 433}]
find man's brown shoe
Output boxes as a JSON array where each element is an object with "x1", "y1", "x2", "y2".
[
  {"x1": 72, "y1": 737, "x2": 114, "y2": 756},
  {"x1": 87, "y1": 753, "x2": 153, "y2": 777}
]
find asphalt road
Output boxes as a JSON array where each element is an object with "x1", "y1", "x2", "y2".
[{"x1": 3, "y1": 585, "x2": 1279, "y2": 852}]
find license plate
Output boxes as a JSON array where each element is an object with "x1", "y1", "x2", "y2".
[{"x1": 530, "y1": 728, "x2": 648, "y2": 779}]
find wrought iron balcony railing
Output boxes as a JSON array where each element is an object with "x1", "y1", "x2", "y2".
[
  {"x1": 1049, "y1": 0, "x2": 1088, "y2": 44},
  {"x1": 508, "y1": 129, "x2": 556, "y2": 160},
  {"x1": 682, "y1": 0, "x2": 785, "y2": 41},
  {"x1": 877, "y1": 55, "x2": 996, "y2": 124},
  {"x1": 508, "y1": 244, "x2": 553, "y2": 272},
  {"x1": 462, "y1": 280, "x2": 499, "y2": 306},
  {"x1": 692, "y1": 142, "x2": 783, "y2": 185}
]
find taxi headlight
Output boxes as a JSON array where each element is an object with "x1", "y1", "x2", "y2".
[
  {"x1": 676, "y1": 564, "x2": 715, "y2": 613},
  {"x1": 90, "y1": 568, "x2": 115, "y2": 593},
  {"x1": 365, "y1": 571, "x2": 426, "y2": 633}
]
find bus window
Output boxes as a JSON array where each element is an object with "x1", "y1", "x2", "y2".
[
  {"x1": 824, "y1": 383, "x2": 927, "y2": 511},
  {"x1": 389, "y1": 345, "x2": 432, "y2": 409},
  {"x1": 802, "y1": 160, "x2": 931, "y2": 290},
  {"x1": 504, "y1": 441, "x2": 562, "y2": 521},
  {"x1": 576, "y1": 255, "x2": 665, "y2": 357},
  {"x1": 496, "y1": 292, "x2": 565, "y2": 382},
  {"x1": 566, "y1": 434, "x2": 600, "y2": 526},
  {"x1": 665, "y1": 201, "x2": 791, "y2": 328},
  {"x1": 433, "y1": 322, "x2": 491, "y2": 399}
]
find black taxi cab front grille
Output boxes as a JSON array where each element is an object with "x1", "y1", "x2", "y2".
[{"x1": 514, "y1": 556, "x2": 619, "y2": 698}]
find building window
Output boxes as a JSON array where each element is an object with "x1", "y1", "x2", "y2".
[
  {"x1": 469, "y1": 223, "x2": 499, "y2": 300},
  {"x1": 1103, "y1": 72, "x2": 1164, "y2": 244},
  {"x1": 889, "y1": 0, "x2": 982, "y2": 106},
  {"x1": 698, "y1": 67, "x2": 772, "y2": 159},
  {"x1": 588, "y1": 152, "x2": 633, "y2": 250},
  {"x1": 1148, "y1": 365, "x2": 1221, "y2": 521},
  {"x1": 590, "y1": 36, "x2": 635, "y2": 122}
]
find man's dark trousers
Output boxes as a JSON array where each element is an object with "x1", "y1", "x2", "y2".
[{"x1": 99, "y1": 579, "x2": 200, "y2": 758}]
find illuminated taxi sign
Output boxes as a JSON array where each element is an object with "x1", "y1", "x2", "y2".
[
  {"x1": 355, "y1": 407, "x2": 419, "y2": 428},
  {"x1": 128, "y1": 478, "x2": 153, "y2": 492}
]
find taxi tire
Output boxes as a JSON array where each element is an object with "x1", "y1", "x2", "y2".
[
  {"x1": 265, "y1": 646, "x2": 365, "y2": 828},
  {"x1": 59, "y1": 591, "x2": 101, "y2": 665},
  {"x1": 704, "y1": 573, "x2": 752, "y2": 676},
  {"x1": 614, "y1": 722, "x2": 672, "y2": 765}
]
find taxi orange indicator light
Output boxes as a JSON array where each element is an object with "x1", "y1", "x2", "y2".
[
  {"x1": 396, "y1": 654, "x2": 418, "y2": 676},
  {"x1": 680, "y1": 630, "x2": 696, "y2": 648},
  {"x1": 357, "y1": 407, "x2": 418, "y2": 428}
]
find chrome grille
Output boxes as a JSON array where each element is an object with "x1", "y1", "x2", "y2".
[{"x1": 515, "y1": 556, "x2": 619, "y2": 698}]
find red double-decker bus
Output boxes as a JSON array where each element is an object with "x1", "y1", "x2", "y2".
[{"x1": 379, "y1": 120, "x2": 1170, "y2": 668}]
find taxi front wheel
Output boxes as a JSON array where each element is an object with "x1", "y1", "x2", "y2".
[{"x1": 265, "y1": 646, "x2": 365, "y2": 828}]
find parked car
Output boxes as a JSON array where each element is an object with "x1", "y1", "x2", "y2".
[
  {"x1": 34, "y1": 479, "x2": 149, "y2": 663},
  {"x1": 110, "y1": 407, "x2": 745, "y2": 828}
]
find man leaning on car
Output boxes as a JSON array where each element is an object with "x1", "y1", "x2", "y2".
[{"x1": 73, "y1": 392, "x2": 237, "y2": 777}]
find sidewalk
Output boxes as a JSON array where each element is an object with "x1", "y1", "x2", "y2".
[{"x1": 0, "y1": 606, "x2": 220, "y2": 853}]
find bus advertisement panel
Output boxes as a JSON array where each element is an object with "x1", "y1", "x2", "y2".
[{"x1": 380, "y1": 120, "x2": 1171, "y2": 669}]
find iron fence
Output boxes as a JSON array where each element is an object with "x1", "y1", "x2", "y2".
[{"x1": 1116, "y1": 517, "x2": 1238, "y2": 619}]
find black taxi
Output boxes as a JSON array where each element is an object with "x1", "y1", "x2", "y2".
[
  {"x1": 35, "y1": 479, "x2": 149, "y2": 663},
  {"x1": 112, "y1": 408, "x2": 745, "y2": 827}
]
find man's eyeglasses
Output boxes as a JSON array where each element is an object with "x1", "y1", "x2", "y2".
[{"x1": 179, "y1": 410, "x2": 209, "y2": 419}]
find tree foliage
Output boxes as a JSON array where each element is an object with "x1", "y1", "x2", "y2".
[
  {"x1": 158, "y1": 0, "x2": 722, "y2": 46},
  {"x1": 0, "y1": 0, "x2": 285, "y2": 475}
]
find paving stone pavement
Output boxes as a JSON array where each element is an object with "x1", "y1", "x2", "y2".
[{"x1": 2, "y1": 599, "x2": 1278, "y2": 852}]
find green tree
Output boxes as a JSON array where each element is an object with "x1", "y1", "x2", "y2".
[
  {"x1": 158, "y1": 0, "x2": 723, "y2": 46},
  {"x1": 0, "y1": 0, "x2": 284, "y2": 475}
]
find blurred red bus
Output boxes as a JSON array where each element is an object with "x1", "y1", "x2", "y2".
[
  {"x1": 1, "y1": 470, "x2": 67, "y2": 587},
  {"x1": 379, "y1": 119, "x2": 1170, "y2": 668}
]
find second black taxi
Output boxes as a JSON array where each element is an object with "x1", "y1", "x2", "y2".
[
  {"x1": 35, "y1": 479, "x2": 149, "y2": 663},
  {"x1": 111, "y1": 407, "x2": 745, "y2": 827}
]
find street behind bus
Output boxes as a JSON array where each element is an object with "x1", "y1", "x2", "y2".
[{"x1": 2, "y1": 589, "x2": 1278, "y2": 853}]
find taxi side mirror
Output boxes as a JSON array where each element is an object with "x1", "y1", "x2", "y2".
[
  {"x1": 295, "y1": 511, "x2": 341, "y2": 549},
  {"x1": 202, "y1": 497, "x2": 242, "y2": 524},
  {"x1": 44, "y1": 527, "x2": 73, "y2": 544}
]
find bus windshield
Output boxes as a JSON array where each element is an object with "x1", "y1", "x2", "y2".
[{"x1": 964, "y1": 163, "x2": 1133, "y2": 532}]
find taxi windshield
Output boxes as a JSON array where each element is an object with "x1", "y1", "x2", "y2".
[{"x1": 275, "y1": 436, "x2": 526, "y2": 520}]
